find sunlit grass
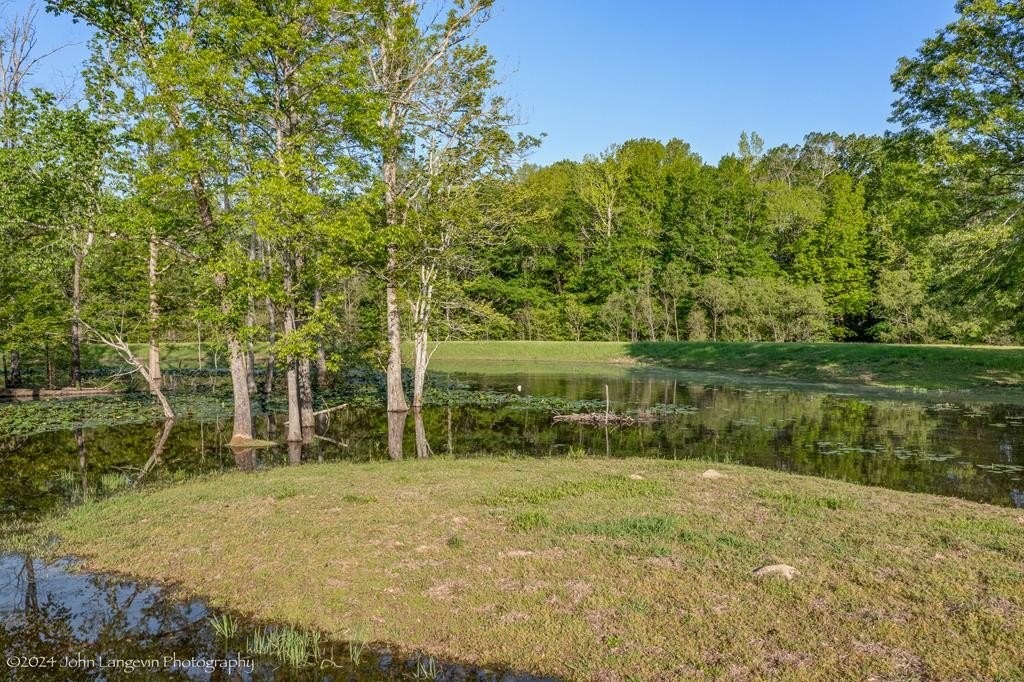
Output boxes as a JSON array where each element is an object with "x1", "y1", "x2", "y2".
[
  {"x1": 427, "y1": 339, "x2": 1024, "y2": 395},
  {"x1": 36, "y1": 458, "x2": 1024, "y2": 679}
]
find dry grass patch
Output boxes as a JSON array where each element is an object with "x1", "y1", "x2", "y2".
[{"x1": 38, "y1": 458, "x2": 1024, "y2": 680}]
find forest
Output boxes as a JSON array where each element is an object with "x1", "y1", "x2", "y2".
[{"x1": 2, "y1": 0, "x2": 1023, "y2": 443}]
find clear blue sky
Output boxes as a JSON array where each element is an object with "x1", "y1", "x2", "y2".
[{"x1": 12, "y1": 0, "x2": 957, "y2": 165}]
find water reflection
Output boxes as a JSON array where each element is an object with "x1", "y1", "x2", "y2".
[
  {"x1": 136, "y1": 419, "x2": 176, "y2": 486},
  {"x1": 4, "y1": 368, "x2": 1024, "y2": 679},
  {"x1": 4, "y1": 370, "x2": 1024, "y2": 525},
  {"x1": 413, "y1": 409, "x2": 432, "y2": 459},
  {"x1": 386, "y1": 410, "x2": 407, "y2": 461},
  {"x1": 0, "y1": 555, "x2": 547, "y2": 681}
]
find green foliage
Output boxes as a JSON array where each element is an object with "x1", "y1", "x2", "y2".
[
  {"x1": 891, "y1": 0, "x2": 1024, "y2": 334},
  {"x1": 2, "y1": 0, "x2": 1022, "y2": 407}
]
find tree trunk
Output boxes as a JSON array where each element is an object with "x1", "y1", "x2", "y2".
[
  {"x1": 412, "y1": 328, "x2": 428, "y2": 409},
  {"x1": 8, "y1": 351, "x2": 20, "y2": 388},
  {"x1": 283, "y1": 254, "x2": 302, "y2": 443},
  {"x1": 263, "y1": 295, "x2": 276, "y2": 396},
  {"x1": 92, "y1": 330, "x2": 175, "y2": 421},
  {"x1": 313, "y1": 288, "x2": 328, "y2": 389},
  {"x1": 446, "y1": 406, "x2": 453, "y2": 455},
  {"x1": 227, "y1": 337, "x2": 252, "y2": 443},
  {"x1": 387, "y1": 407, "x2": 407, "y2": 460},
  {"x1": 288, "y1": 440, "x2": 303, "y2": 466},
  {"x1": 245, "y1": 326, "x2": 257, "y2": 397},
  {"x1": 245, "y1": 236, "x2": 258, "y2": 397},
  {"x1": 147, "y1": 235, "x2": 162, "y2": 392},
  {"x1": 70, "y1": 251, "x2": 84, "y2": 388},
  {"x1": 413, "y1": 408, "x2": 431, "y2": 459},
  {"x1": 284, "y1": 352, "x2": 301, "y2": 444},
  {"x1": 211, "y1": 269, "x2": 253, "y2": 445},
  {"x1": 410, "y1": 266, "x2": 433, "y2": 409},
  {"x1": 298, "y1": 357, "x2": 314, "y2": 440},
  {"x1": 385, "y1": 246, "x2": 408, "y2": 413}
]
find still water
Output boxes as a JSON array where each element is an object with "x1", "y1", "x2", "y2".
[
  {"x1": 2, "y1": 365, "x2": 1024, "y2": 679},
  {"x1": 5, "y1": 366, "x2": 1023, "y2": 523}
]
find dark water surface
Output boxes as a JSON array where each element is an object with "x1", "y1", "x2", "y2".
[{"x1": 2, "y1": 365, "x2": 1024, "y2": 678}]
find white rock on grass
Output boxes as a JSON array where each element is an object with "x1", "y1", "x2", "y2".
[
  {"x1": 752, "y1": 564, "x2": 800, "y2": 580},
  {"x1": 700, "y1": 469, "x2": 725, "y2": 479}
]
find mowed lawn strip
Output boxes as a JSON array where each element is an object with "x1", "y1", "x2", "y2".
[
  {"x1": 427, "y1": 340, "x2": 1024, "y2": 392},
  {"x1": 42, "y1": 458, "x2": 1024, "y2": 680}
]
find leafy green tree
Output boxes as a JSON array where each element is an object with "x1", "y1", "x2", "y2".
[
  {"x1": 892, "y1": 0, "x2": 1024, "y2": 332},
  {"x1": 791, "y1": 173, "x2": 871, "y2": 331}
]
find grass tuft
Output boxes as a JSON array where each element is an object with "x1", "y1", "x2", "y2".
[
  {"x1": 479, "y1": 475, "x2": 669, "y2": 507},
  {"x1": 509, "y1": 510, "x2": 551, "y2": 532},
  {"x1": 756, "y1": 488, "x2": 855, "y2": 514}
]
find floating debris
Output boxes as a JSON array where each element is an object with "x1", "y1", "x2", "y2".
[
  {"x1": 552, "y1": 411, "x2": 660, "y2": 426},
  {"x1": 975, "y1": 463, "x2": 1024, "y2": 474}
]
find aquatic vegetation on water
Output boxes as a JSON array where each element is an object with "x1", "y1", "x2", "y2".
[
  {"x1": 246, "y1": 625, "x2": 326, "y2": 669},
  {"x1": 413, "y1": 655, "x2": 440, "y2": 680},
  {"x1": 1, "y1": 367, "x2": 686, "y2": 438},
  {"x1": 347, "y1": 622, "x2": 371, "y2": 665},
  {"x1": 0, "y1": 391, "x2": 283, "y2": 438},
  {"x1": 209, "y1": 613, "x2": 239, "y2": 641}
]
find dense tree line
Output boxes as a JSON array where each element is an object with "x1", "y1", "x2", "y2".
[
  {"x1": 463, "y1": 129, "x2": 1016, "y2": 345},
  {"x1": 1, "y1": 0, "x2": 1023, "y2": 445}
]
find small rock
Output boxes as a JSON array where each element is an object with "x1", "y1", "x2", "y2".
[
  {"x1": 628, "y1": 474, "x2": 644, "y2": 480},
  {"x1": 701, "y1": 469, "x2": 725, "y2": 479},
  {"x1": 753, "y1": 564, "x2": 799, "y2": 580},
  {"x1": 502, "y1": 549, "x2": 534, "y2": 558}
]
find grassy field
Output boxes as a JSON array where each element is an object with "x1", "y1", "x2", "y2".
[
  {"x1": 428, "y1": 340, "x2": 1024, "y2": 393},
  {"x1": 426, "y1": 340, "x2": 634, "y2": 365},
  {"x1": 36, "y1": 458, "x2": 1024, "y2": 680},
  {"x1": 69, "y1": 339, "x2": 1024, "y2": 392}
]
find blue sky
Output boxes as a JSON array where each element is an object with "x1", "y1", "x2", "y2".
[{"x1": 12, "y1": 0, "x2": 957, "y2": 165}]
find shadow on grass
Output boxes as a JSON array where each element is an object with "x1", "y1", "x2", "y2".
[{"x1": 624, "y1": 340, "x2": 1024, "y2": 393}]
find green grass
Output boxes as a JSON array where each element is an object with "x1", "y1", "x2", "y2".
[
  {"x1": 34, "y1": 458, "x2": 1024, "y2": 680},
  {"x1": 427, "y1": 340, "x2": 1024, "y2": 393},
  {"x1": 425, "y1": 340, "x2": 633, "y2": 365},
  {"x1": 629, "y1": 340, "x2": 1024, "y2": 391}
]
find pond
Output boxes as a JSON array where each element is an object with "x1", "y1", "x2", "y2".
[{"x1": 2, "y1": 364, "x2": 1023, "y2": 678}]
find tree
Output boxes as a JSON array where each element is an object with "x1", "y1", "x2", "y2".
[
  {"x1": 791, "y1": 173, "x2": 871, "y2": 331},
  {"x1": 892, "y1": 0, "x2": 1024, "y2": 331},
  {"x1": 50, "y1": 0, "x2": 257, "y2": 442},
  {"x1": 363, "y1": 0, "x2": 531, "y2": 457}
]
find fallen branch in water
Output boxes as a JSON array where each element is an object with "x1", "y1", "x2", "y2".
[
  {"x1": 285, "y1": 403, "x2": 349, "y2": 425},
  {"x1": 0, "y1": 387, "x2": 115, "y2": 401},
  {"x1": 313, "y1": 403, "x2": 348, "y2": 416},
  {"x1": 552, "y1": 411, "x2": 661, "y2": 426},
  {"x1": 314, "y1": 433, "x2": 349, "y2": 447}
]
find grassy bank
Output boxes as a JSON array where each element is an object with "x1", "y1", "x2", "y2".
[
  {"x1": 426, "y1": 340, "x2": 634, "y2": 365},
  {"x1": 429, "y1": 340, "x2": 1024, "y2": 392},
  {"x1": 38, "y1": 458, "x2": 1024, "y2": 680}
]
